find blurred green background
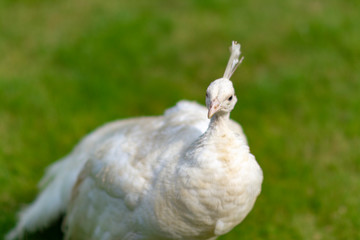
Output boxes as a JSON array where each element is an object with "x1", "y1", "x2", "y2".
[{"x1": 1, "y1": 0, "x2": 359, "y2": 239}]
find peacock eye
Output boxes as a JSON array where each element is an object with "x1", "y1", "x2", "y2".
[
  {"x1": 228, "y1": 96, "x2": 233, "y2": 101},
  {"x1": 206, "y1": 92, "x2": 209, "y2": 98}
]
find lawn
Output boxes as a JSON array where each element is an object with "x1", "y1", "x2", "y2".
[{"x1": 1, "y1": 0, "x2": 359, "y2": 239}]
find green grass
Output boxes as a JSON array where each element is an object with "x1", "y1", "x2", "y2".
[{"x1": 1, "y1": 0, "x2": 359, "y2": 239}]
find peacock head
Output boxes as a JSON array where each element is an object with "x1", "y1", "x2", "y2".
[
  {"x1": 206, "y1": 41, "x2": 243, "y2": 119},
  {"x1": 206, "y1": 78, "x2": 237, "y2": 118}
]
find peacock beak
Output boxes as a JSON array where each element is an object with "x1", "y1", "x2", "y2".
[{"x1": 208, "y1": 99, "x2": 220, "y2": 119}]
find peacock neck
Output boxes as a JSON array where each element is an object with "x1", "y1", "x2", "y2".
[
  {"x1": 208, "y1": 113, "x2": 231, "y2": 134},
  {"x1": 182, "y1": 112, "x2": 237, "y2": 165}
]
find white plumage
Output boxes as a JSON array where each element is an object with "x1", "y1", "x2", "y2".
[{"x1": 7, "y1": 41, "x2": 263, "y2": 240}]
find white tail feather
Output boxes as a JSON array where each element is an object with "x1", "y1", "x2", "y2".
[{"x1": 6, "y1": 153, "x2": 88, "y2": 240}]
